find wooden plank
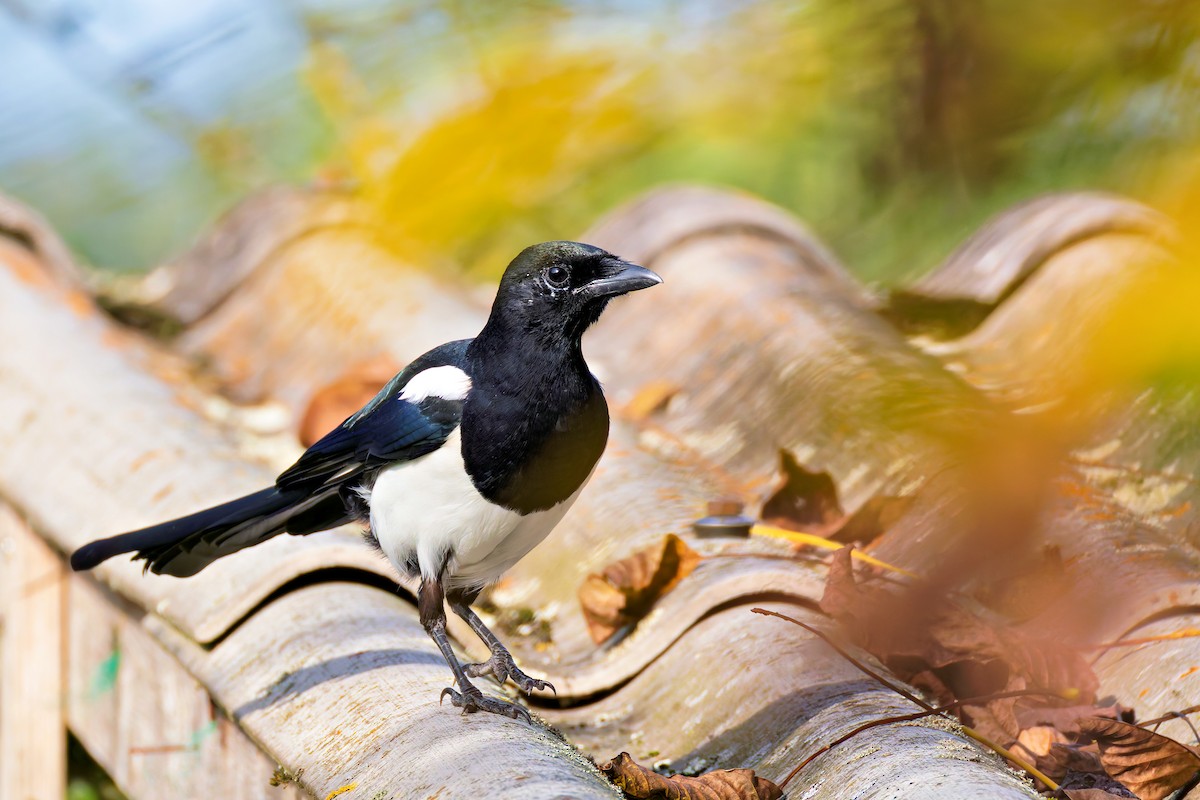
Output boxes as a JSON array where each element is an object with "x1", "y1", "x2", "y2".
[
  {"x1": 544, "y1": 601, "x2": 1037, "y2": 799},
  {"x1": 585, "y1": 185, "x2": 867, "y2": 306},
  {"x1": 149, "y1": 582, "x2": 623, "y2": 800},
  {"x1": 1094, "y1": 609, "x2": 1200, "y2": 744},
  {"x1": 176, "y1": 225, "x2": 486, "y2": 411},
  {"x1": 925, "y1": 234, "x2": 1174, "y2": 410},
  {"x1": 0, "y1": 189, "x2": 1064, "y2": 798},
  {"x1": 148, "y1": 187, "x2": 359, "y2": 325},
  {"x1": 0, "y1": 241, "x2": 400, "y2": 646},
  {"x1": 903, "y1": 192, "x2": 1170, "y2": 306},
  {"x1": 583, "y1": 226, "x2": 991, "y2": 512},
  {"x1": 509, "y1": 546, "x2": 829, "y2": 697},
  {"x1": 0, "y1": 506, "x2": 66, "y2": 800},
  {"x1": 109, "y1": 185, "x2": 994, "y2": 662},
  {"x1": 63, "y1": 556, "x2": 309, "y2": 800},
  {"x1": 874, "y1": 193, "x2": 1200, "y2": 752}
]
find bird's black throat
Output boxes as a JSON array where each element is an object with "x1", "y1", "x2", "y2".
[{"x1": 461, "y1": 326, "x2": 609, "y2": 515}]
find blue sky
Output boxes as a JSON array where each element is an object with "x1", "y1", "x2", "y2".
[{"x1": 0, "y1": 0, "x2": 318, "y2": 267}]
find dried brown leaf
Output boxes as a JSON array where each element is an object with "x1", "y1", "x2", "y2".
[
  {"x1": 299, "y1": 356, "x2": 400, "y2": 445},
  {"x1": 819, "y1": 542, "x2": 1099, "y2": 747},
  {"x1": 1019, "y1": 725, "x2": 1070, "y2": 758},
  {"x1": 599, "y1": 753, "x2": 781, "y2": 800},
  {"x1": 761, "y1": 451, "x2": 843, "y2": 530},
  {"x1": 991, "y1": 628, "x2": 1098, "y2": 702},
  {"x1": 926, "y1": 621, "x2": 1096, "y2": 743},
  {"x1": 820, "y1": 546, "x2": 1097, "y2": 706},
  {"x1": 963, "y1": 693, "x2": 1023, "y2": 743},
  {"x1": 1042, "y1": 742, "x2": 1106, "y2": 780},
  {"x1": 623, "y1": 379, "x2": 680, "y2": 422},
  {"x1": 1078, "y1": 717, "x2": 1200, "y2": 800},
  {"x1": 818, "y1": 545, "x2": 868, "y2": 623},
  {"x1": 918, "y1": 606, "x2": 1093, "y2": 697},
  {"x1": 1016, "y1": 703, "x2": 1128, "y2": 735},
  {"x1": 1063, "y1": 789, "x2": 1134, "y2": 800},
  {"x1": 974, "y1": 545, "x2": 1069, "y2": 623},
  {"x1": 580, "y1": 534, "x2": 701, "y2": 644}
]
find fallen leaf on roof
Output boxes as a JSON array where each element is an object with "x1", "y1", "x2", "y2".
[
  {"x1": 974, "y1": 545, "x2": 1070, "y2": 623},
  {"x1": 760, "y1": 450, "x2": 843, "y2": 530},
  {"x1": 994, "y1": 629, "x2": 1097, "y2": 701},
  {"x1": 1062, "y1": 789, "x2": 1134, "y2": 799},
  {"x1": 819, "y1": 545, "x2": 1097, "y2": 743},
  {"x1": 1077, "y1": 717, "x2": 1200, "y2": 800},
  {"x1": 599, "y1": 752, "x2": 782, "y2": 800},
  {"x1": 580, "y1": 534, "x2": 700, "y2": 644},
  {"x1": 299, "y1": 356, "x2": 401, "y2": 445},
  {"x1": 821, "y1": 546, "x2": 1097, "y2": 694},
  {"x1": 1016, "y1": 702, "x2": 1129, "y2": 735},
  {"x1": 964, "y1": 695, "x2": 1024, "y2": 744},
  {"x1": 623, "y1": 379, "x2": 680, "y2": 421},
  {"x1": 1017, "y1": 725, "x2": 1070, "y2": 759},
  {"x1": 1042, "y1": 741, "x2": 1106, "y2": 781}
]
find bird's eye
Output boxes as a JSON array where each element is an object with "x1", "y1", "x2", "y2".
[{"x1": 545, "y1": 266, "x2": 569, "y2": 287}]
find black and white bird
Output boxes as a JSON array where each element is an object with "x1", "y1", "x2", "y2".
[{"x1": 71, "y1": 241, "x2": 661, "y2": 719}]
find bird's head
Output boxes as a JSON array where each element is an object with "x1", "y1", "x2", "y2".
[{"x1": 483, "y1": 241, "x2": 662, "y2": 345}]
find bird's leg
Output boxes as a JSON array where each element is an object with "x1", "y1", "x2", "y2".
[
  {"x1": 447, "y1": 588, "x2": 555, "y2": 696},
  {"x1": 418, "y1": 578, "x2": 531, "y2": 721}
]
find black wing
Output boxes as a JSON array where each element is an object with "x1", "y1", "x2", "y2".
[
  {"x1": 72, "y1": 398, "x2": 457, "y2": 576},
  {"x1": 276, "y1": 339, "x2": 471, "y2": 492},
  {"x1": 70, "y1": 340, "x2": 473, "y2": 577}
]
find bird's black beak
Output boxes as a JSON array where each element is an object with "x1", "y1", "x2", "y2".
[{"x1": 578, "y1": 259, "x2": 663, "y2": 300}]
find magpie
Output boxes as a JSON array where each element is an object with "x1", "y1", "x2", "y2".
[{"x1": 71, "y1": 241, "x2": 661, "y2": 720}]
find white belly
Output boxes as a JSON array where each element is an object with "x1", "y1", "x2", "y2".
[{"x1": 368, "y1": 428, "x2": 581, "y2": 590}]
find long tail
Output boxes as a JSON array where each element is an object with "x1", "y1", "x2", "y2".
[{"x1": 70, "y1": 486, "x2": 350, "y2": 577}]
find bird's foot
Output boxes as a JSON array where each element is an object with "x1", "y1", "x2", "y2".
[
  {"x1": 440, "y1": 685, "x2": 531, "y2": 722},
  {"x1": 464, "y1": 648, "x2": 555, "y2": 695}
]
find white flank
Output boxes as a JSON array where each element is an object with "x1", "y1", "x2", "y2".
[
  {"x1": 399, "y1": 365, "x2": 472, "y2": 403},
  {"x1": 369, "y1": 429, "x2": 585, "y2": 590}
]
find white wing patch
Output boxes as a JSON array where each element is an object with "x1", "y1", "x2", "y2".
[{"x1": 399, "y1": 365, "x2": 472, "y2": 403}]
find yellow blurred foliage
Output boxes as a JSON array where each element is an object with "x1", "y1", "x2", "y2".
[
  {"x1": 306, "y1": 43, "x2": 656, "y2": 275},
  {"x1": 284, "y1": 0, "x2": 1200, "y2": 290},
  {"x1": 1086, "y1": 261, "x2": 1200, "y2": 391},
  {"x1": 1081, "y1": 156, "x2": 1200, "y2": 398}
]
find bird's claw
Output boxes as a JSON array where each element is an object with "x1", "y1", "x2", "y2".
[
  {"x1": 440, "y1": 685, "x2": 531, "y2": 722},
  {"x1": 464, "y1": 649, "x2": 555, "y2": 695}
]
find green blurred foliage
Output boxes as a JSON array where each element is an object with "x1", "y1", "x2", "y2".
[
  {"x1": 307, "y1": 0, "x2": 1200, "y2": 283},
  {"x1": 6, "y1": 0, "x2": 1200, "y2": 282}
]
